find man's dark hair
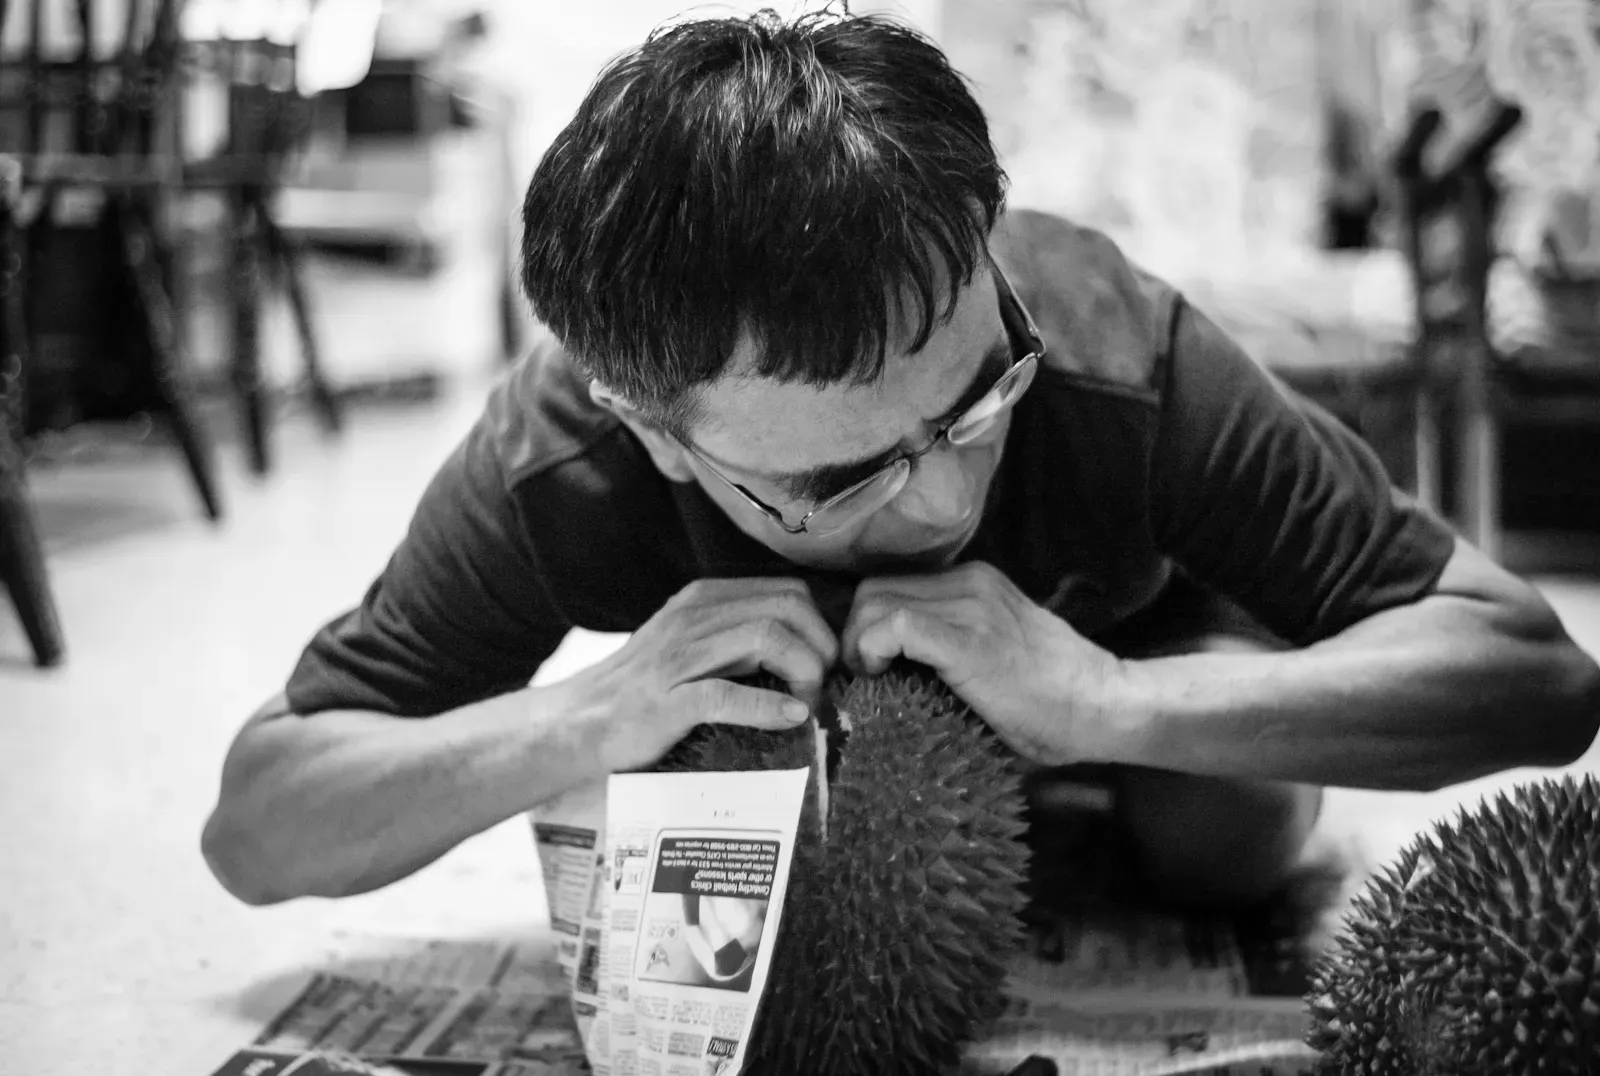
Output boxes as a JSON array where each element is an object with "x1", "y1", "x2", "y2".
[{"x1": 519, "y1": 6, "x2": 1008, "y2": 437}]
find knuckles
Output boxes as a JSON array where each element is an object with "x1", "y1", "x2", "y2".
[
  {"x1": 889, "y1": 606, "x2": 920, "y2": 637},
  {"x1": 956, "y1": 560, "x2": 1003, "y2": 589},
  {"x1": 750, "y1": 616, "x2": 786, "y2": 657},
  {"x1": 675, "y1": 577, "x2": 818, "y2": 620}
]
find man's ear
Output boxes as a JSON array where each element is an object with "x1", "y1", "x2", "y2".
[{"x1": 588, "y1": 382, "x2": 698, "y2": 483}]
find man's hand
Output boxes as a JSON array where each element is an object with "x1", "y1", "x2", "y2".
[
  {"x1": 554, "y1": 578, "x2": 838, "y2": 773},
  {"x1": 840, "y1": 562, "x2": 1121, "y2": 766}
]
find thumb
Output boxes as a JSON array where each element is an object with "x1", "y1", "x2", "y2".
[{"x1": 682, "y1": 679, "x2": 811, "y2": 731}]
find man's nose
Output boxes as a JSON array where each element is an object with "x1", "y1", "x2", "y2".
[{"x1": 890, "y1": 446, "x2": 976, "y2": 529}]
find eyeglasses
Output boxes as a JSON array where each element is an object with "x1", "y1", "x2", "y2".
[{"x1": 675, "y1": 256, "x2": 1045, "y2": 538}]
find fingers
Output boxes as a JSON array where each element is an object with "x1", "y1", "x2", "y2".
[
  {"x1": 841, "y1": 564, "x2": 1014, "y2": 674},
  {"x1": 679, "y1": 619, "x2": 830, "y2": 710},
  {"x1": 751, "y1": 589, "x2": 839, "y2": 671},
  {"x1": 678, "y1": 680, "x2": 811, "y2": 731},
  {"x1": 841, "y1": 585, "x2": 949, "y2": 674},
  {"x1": 630, "y1": 578, "x2": 842, "y2": 735},
  {"x1": 679, "y1": 578, "x2": 840, "y2": 670},
  {"x1": 849, "y1": 601, "x2": 970, "y2": 680}
]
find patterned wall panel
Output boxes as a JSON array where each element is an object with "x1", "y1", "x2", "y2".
[
  {"x1": 941, "y1": 0, "x2": 1327, "y2": 279},
  {"x1": 1405, "y1": 0, "x2": 1600, "y2": 277}
]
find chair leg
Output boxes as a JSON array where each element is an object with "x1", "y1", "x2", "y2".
[
  {"x1": 1459, "y1": 394, "x2": 1501, "y2": 563},
  {"x1": 0, "y1": 164, "x2": 64, "y2": 667},
  {"x1": 118, "y1": 200, "x2": 224, "y2": 521},
  {"x1": 0, "y1": 439, "x2": 64, "y2": 668},
  {"x1": 255, "y1": 190, "x2": 342, "y2": 436},
  {"x1": 1412, "y1": 382, "x2": 1442, "y2": 515},
  {"x1": 229, "y1": 190, "x2": 271, "y2": 476}
]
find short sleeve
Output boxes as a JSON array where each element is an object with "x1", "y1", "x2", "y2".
[
  {"x1": 1147, "y1": 299, "x2": 1457, "y2": 646},
  {"x1": 284, "y1": 417, "x2": 573, "y2": 717}
]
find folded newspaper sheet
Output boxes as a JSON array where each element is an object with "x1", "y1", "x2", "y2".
[{"x1": 534, "y1": 768, "x2": 811, "y2": 1076}]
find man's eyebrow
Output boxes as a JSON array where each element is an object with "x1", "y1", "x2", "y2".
[{"x1": 770, "y1": 337, "x2": 1012, "y2": 499}]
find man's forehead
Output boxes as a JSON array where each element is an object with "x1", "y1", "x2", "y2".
[
  {"x1": 720, "y1": 252, "x2": 978, "y2": 376},
  {"x1": 690, "y1": 266, "x2": 1002, "y2": 473}
]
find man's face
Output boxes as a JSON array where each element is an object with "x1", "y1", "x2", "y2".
[{"x1": 674, "y1": 263, "x2": 1015, "y2": 575}]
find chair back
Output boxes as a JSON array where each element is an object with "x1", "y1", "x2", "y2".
[{"x1": 0, "y1": 0, "x2": 321, "y2": 187}]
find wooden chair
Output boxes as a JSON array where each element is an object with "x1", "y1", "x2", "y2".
[
  {"x1": 0, "y1": 0, "x2": 224, "y2": 664},
  {"x1": 0, "y1": 0, "x2": 353, "y2": 660},
  {"x1": 1, "y1": 0, "x2": 224, "y2": 517},
  {"x1": 183, "y1": 28, "x2": 343, "y2": 474},
  {"x1": 1391, "y1": 102, "x2": 1518, "y2": 549},
  {"x1": 1390, "y1": 98, "x2": 1600, "y2": 563}
]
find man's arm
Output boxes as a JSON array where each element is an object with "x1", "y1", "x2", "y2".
[
  {"x1": 838, "y1": 293, "x2": 1598, "y2": 791},
  {"x1": 1100, "y1": 536, "x2": 1600, "y2": 790},
  {"x1": 199, "y1": 387, "x2": 835, "y2": 905},
  {"x1": 199, "y1": 409, "x2": 583, "y2": 905},
  {"x1": 202, "y1": 685, "x2": 614, "y2": 905},
  {"x1": 1116, "y1": 295, "x2": 1600, "y2": 790},
  {"x1": 203, "y1": 577, "x2": 836, "y2": 905}
]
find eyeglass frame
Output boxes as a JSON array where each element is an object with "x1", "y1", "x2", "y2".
[{"x1": 671, "y1": 253, "x2": 1047, "y2": 537}]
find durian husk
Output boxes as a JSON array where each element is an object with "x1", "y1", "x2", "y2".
[
  {"x1": 655, "y1": 662, "x2": 1031, "y2": 1076},
  {"x1": 1305, "y1": 773, "x2": 1600, "y2": 1075}
]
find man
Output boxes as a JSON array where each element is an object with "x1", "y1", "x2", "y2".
[{"x1": 202, "y1": 10, "x2": 1599, "y2": 910}]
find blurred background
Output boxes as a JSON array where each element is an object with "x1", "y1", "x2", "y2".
[{"x1": 0, "y1": 0, "x2": 1596, "y2": 1070}]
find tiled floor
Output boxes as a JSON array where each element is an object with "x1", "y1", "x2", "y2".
[{"x1": 2, "y1": 376, "x2": 1598, "y2": 1073}]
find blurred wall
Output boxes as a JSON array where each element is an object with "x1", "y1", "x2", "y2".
[
  {"x1": 467, "y1": 0, "x2": 942, "y2": 354},
  {"x1": 473, "y1": 0, "x2": 940, "y2": 189},
  {"x1": 1403, "y1": 0, "x2": 1600, "y2": 277},
  {"x1": 940, "y1": 0, "x2": 1328, "y2": 282}
]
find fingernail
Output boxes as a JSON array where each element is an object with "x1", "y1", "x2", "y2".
[{"x1": 783, "y1": 701, "x2": 809, "y2": 723}]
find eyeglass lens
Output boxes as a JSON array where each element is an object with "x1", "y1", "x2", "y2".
[
  {"x1": 948, "y1": 355, "x2": 1037, "y2": 445},
  {"x1": 802, "y1": 353, "x2": 1038, "y2": 536}
]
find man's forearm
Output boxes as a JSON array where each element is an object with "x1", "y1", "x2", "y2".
[
  {"x1": 1095, "y1": 593, "x2": 1600, "y2": 791},
  {"x1": 202, "y1": 684, "x2": 614, "y2": 904}
]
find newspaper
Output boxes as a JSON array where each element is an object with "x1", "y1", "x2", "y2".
[
  {"x1": 209, "y1": 770, "x2": 1330, "y2": 1075},
  {"x1": 204, "y1": 939, "x2": 591, "y2": 1075},
  {"x1": 958, "y1": 902, "x2": 1321, "y2": 1075},
  {"x1": 534, "y1": 768, "x2": 811, "y2": 1076},
  {"x1": 965, "y1": 994, "x2": 1319, "y2": 1075}
]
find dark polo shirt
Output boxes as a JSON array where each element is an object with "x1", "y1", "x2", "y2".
[{"x1": 285, "y1": 210, "x2": 1456, "y2": 718}]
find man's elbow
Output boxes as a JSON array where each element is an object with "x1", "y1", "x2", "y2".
[
  {"x1": 202, "y1": 693, "x2": 312, "y2": 905},
  {"x1": 201, "y1": 807, "x2": 295, "y2": 906},
  {"x1": 1485, "y1": 585, "x2": 1600, "y2": 767},
  {"x1": 1545, "y1": 640, "x2": 1600, "y2": 767}
]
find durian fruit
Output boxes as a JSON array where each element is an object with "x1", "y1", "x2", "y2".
[
  {"x1": 1305, "y1": 774, "x2": 1599, "y2": 1075},
  {"x1": 655, "y1": 661, "x2": 1031, "y2": 1076}
]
